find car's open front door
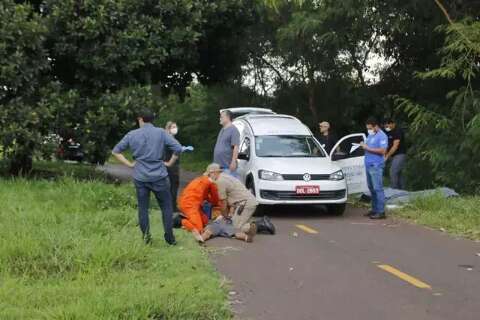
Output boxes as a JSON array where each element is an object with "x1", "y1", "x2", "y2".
[{"x1": 330, "y1": 133, "x2": 368, "y2": 195}]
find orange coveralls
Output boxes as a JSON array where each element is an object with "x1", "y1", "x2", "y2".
[{"x1": 178, "y1": 176, "x2": 220, "y2": 232}]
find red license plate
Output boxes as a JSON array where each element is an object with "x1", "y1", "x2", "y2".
[{"x1": 296, "y1": 186, "x2": 320, "y2": 195}]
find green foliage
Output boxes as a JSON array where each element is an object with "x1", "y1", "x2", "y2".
[
  {"x1": 0, "y1": 177, "x2": 231, "y2": 319},
  {"x1": 2, "y1": 0, "x2": 259, "y2": 174},
  {"x1": 0, "y1": 1, "x2": 50, "y2": 174},
  {"x1": 155, "y1": 84, "x2": 264, "y2": 161},
  {"x1": 45, "y1": 0, "x2": 204, "y2": 92},
  {"x1": 397, "y1": 19, "x2": 480, "y2": 193},
  {"x1": 82, "y1": 86, "x2": 165, "y2": 164}
]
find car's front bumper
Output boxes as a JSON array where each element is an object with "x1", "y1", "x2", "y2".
[{"x1": 255, "y1": 179, "x2": 348, "y2": 205}]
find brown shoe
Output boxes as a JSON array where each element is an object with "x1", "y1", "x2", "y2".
[{"x1": 245, "y1": 223, "x2": 257, "y2": 243}]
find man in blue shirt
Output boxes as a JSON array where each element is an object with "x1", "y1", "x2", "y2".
[
  {"x1": 360, "y1": 117, "x2": 389, "y2": 219},
  {"x1": 112, "y1": 109, "x2": 183, "y2": 245},
  {"x1": 213, "y1": 110, "x2": 240, "y2": 178}
]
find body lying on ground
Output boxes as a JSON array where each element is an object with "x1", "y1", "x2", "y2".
[{"x1": 176, "y1": 163, "x2": 276, "y2": 243}]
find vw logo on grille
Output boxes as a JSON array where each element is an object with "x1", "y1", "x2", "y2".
[{"x1": 303, "y1": 173, "x2": 311, "y2": 182}]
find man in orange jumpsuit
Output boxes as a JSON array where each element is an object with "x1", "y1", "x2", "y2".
[{"x1": 178, "y1": 173, "x2": 220, "y2": 241}]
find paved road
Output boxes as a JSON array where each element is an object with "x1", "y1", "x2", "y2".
[{"x1": 100, "y1": 164, "x2": 480, "y2": 320}]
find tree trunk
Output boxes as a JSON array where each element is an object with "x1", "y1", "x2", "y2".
[{"x1": 308, "y1": 80, "x2": 319, "y2": 124}]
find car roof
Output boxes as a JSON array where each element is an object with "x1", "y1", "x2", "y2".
[
  {"x1": 220, "y1": 107, "x2": 275, "y2": 115},
  {"x1": 236, "y1": 114, "x2": 311, "y2": 136}
]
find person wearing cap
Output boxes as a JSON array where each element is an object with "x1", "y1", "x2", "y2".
[
  {"x1": 195, "y1": 163, "x2": 258, "y2": 243},
  {"x1": 317, "y1": 121, "x2": 338, "y2": 154},
  {"x1": 112, "y1": 109, "x2": 182, "y2": 245},
  {"x1": 177, "y1": 165, "x2": 221, "y2": 241}
]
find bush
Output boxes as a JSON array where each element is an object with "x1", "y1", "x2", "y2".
[{"x1": 397, "y1": 19, "x2": 480, "y2": 194}]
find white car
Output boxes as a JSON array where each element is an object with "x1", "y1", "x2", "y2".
[
  {"x1": 232, "y1": 113, "x2": 368, "y2": 215},
  {"x1": 220, "y1": 107, "x2": 276, "y2": 119}
]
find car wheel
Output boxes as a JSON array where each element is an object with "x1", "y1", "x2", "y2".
[
  {"x1": 247, "y1": 179, "x2": 256, "y2": 196},
  {"x1": 327, "y1": 203, "x2": 346, "y2": 216},
  {"x1": 247, "y1": 179, "x2": 264, "y2": 216}
]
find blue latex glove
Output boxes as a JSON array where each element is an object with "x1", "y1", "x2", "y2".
[{"x1": 182, "y1": 145, "x2": 194, "y2": 152}]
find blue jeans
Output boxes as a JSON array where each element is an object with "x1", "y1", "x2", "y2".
[
  {"x1": 134, "y1": 177, "x2": 175, "y2": 244},
  {"x1": 366, "y1": 164, "x2": 385, "y2": 214},
  {"x1": 223, "y1": 169, "x2": 240, "y2": 179}
]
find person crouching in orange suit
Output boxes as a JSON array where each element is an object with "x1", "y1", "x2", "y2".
[{"x1": 178, "y1": 174, "x2": 220, "y2": 241}]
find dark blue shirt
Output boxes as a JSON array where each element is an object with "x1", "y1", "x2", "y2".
[
  {"x1": 365, "y1": 130, "x2": 388, "y2": 166},
  {"x1": 113, "y1": 123, "x2": 182, "y2": 182}
]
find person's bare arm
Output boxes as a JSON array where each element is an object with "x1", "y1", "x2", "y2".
[
  {"x1": 112, "y1": 152, "x2": 135, "y2": 168},
  {"x1": 385, "y1": 140, "x2": 400, "y2": 160},
  {"x1": 164, "y1": 154, "x2": 179, "y2": 167},
  {"x1": 230, "y1": 145, "x2": 239, "y2": 171}
]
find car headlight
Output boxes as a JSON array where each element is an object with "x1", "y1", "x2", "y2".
[
  {"x1": 329, "y1": 170, "x2": 344, "y2": 181},
  {"x1": 259, "y1": 170, "x2": 284, "y2": 181}
]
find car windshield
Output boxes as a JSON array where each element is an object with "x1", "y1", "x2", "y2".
[{"x1": 255, "y1": 135, "x2": 326, "y2": 158}]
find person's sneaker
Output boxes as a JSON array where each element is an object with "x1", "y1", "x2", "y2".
[
  {"x1": 363, "y1": 210, "x2": 375, "y2": 217},
  {"x1": 262, "y1": 216, "x2": 276, "y2": 235},
  {"x1": 245, "y1": 223, "x2": 257, "y2": 243},
  {"x1": 370, "y1": 213, "x2": 386, "y2": 219}
]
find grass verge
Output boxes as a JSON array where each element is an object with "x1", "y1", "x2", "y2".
[
  {"x1": 392, "y1": 194, "x2": 480, "y2": 241},
  {"x1": 0, "y1": 176, "x2": 231, "y2": 319}
]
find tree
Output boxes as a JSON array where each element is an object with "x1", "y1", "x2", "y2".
[
  {"x1": 0, "y1": 1, "x2": 50, "y2": 174},
  {"x1": 397, "y1": 17, "x2": 480, "y2": 193},
  {"x1": 1, "y1": 0, "x2": 261, "y2": 171}
]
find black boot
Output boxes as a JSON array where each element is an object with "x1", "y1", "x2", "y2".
[
  {"x1": 255, "y1": 216, "x2": 276, "y2": 235},
  {"x1": 173, "y1": 213, "x2": 183, "y2": 229}
]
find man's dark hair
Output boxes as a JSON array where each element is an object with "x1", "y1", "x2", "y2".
[
  {"x1": 384, "y1": 118, "x2": 395, "y2": 124},
  {"x1": 137, "y1": 108, "x2": 155, "y2": 123},
  {"x1": 365, "y1": 117, "x2": 379, "y2": 126},
  {"x1": 221, "y1": 110, "x2": 233, "y2": 121}
]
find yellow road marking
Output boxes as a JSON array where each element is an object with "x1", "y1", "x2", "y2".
[
  {"x1": 296, "y1": 224, "x2": 318, "y2": 234},
  {"x1": 377, "y1": 264, "x2": 432, "y2": 289}
]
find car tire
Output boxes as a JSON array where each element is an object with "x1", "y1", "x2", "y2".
[
  {"x1": 247, "y1": 178, "x2": 256, "y2": 196},
  {"x1": 247, "y1": 179, "x2": 264, "y2": 216},
  {"x1": 327, "y1": 203, "x2": 346, "y2": 216}
]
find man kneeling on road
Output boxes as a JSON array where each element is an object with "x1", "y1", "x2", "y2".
[
  {"x1": 196, "y1": 164, "x2": 275, "y2": 243},
  {"x1": 177, "y1": 171, "x2": 220, "y2": 242}
]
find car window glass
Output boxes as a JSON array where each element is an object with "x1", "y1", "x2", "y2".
[
  {"x1": 240, "y1": 137, "x2": 250, "y2": 157},
  {"x1": 331, "y1": 135, "x2": 365, "y2": 161},
  {"x1": 255, "y1": 135, "x2": 326, "y2": 158}
]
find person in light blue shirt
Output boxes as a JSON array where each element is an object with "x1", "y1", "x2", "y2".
[
  {"x1": 360, "y1": 117, "x2": 389, "y2": 219},
  {"x1": 112, "y1": 109, "x2": 182, "y2": 245}
]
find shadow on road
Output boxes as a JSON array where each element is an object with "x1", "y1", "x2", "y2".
[{"x1": 257, "y1": 204, "x2": 365, "y2": 220}]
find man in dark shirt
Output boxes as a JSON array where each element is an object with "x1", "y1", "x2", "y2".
[
  {"x1": 317, "y1": 121, "x2": 338, "y2": 155},
  {"x1": 112, "y1": 109, "x2": 183, "y2": 245},
  {"x1": 384, "y1": 119, "x2": 407, "y2": 190}
]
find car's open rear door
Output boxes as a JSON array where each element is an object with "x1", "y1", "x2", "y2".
[{"x1": 330, "y1": 133, "x2": 368, "y2": 195}]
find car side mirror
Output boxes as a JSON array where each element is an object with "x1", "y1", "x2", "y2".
[{"x1": 238, "y1": 153, "x2": 249, "y2": 161}]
